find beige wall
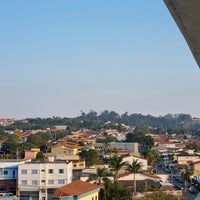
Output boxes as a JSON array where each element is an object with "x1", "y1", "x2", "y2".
[
  {"x1": 178, "y1": 156, "x2": 200, "y2": 165},
  {"x1": 50, "y1": 144, "x2": 78, "y2": 156},
  {"x1": 80, "y1": 191, "x2": 99, "y2": 200}
]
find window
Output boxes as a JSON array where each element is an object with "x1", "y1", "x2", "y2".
[
  {"x1": 41, "y1": 180, "x2": 45, "y2": 183},
  {"x1": 59, "y1": 169, "x2": 64, "y2": 174},
  {"x1": 32, "y1": 180, "x2": 38, "y2": 185},
  {"x1": 41, "y1": 169, "x2": 45, "y2": 172},
  {"x1": 3, "y1": 170, "x2": 8, "y2": 175},
  {"x1": 48, "y1": 169, "x2": 53, "y2": 174},
  {"x1": 95, "y1": 196, "x2": 97, "y2": 200},
  {"x1": 48, "y1": 179, "x2": 54, "y2": 184},
  {"x1": 21, "y1": 180, "x2": 27, "y2": 185},
  {"x1": 74, "y1": 164, "x2": 76, "y2": 167},
  {"x1": 58, "y1": 179, "x2": 65, "y2": 184},
  {"x1": 21, "y1": 169, "x2": 27, "y2": 174},
  {"x1": 32, "y1": 169, "x2": 38, "y2": 174}
]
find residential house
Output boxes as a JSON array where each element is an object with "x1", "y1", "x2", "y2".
[
  {"x1": 52, "y1": 180, "x2": 101, "y2": 200},
  {"x1": 56, "y1": 155, "x2": 86, "y2": 170},
  {"x1": 18, "y1": 160, "x2": 73, "y2": 200},
  {"x1": 122, "y1": 155, "x2": 148, "y2": 171},
  {"x1": 119, "y1": 172, "x2": 162, "y2": 195},
  {"x1": 177, "y1": 151, "x2": 200, "y2": 165},
  {"x1": 95, "y1": 142, "x2": 139, "y2": 154},
  {"x1": 24, "y1": 148, "x2": 40, "y2": 160},
  {"x1": 48, "y1": 141, "x2": 79, "y2": 157}
]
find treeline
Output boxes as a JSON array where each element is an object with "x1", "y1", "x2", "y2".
[{"x1": 1, "y1": 110, "x2": 200, "y2": 131}]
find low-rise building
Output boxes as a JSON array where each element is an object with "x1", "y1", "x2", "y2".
[
  {"x1": 0, "y1": 160, "x2": 26, "y2": 195},
  {"x1": 24, "y1": 148, "x2": 40, "y2": 160},
  {"x1": 48, "y1": 141, "x2": 79, "y2": 157},
  {"x1": 122, "y1": 155, "x2": 148, "y2": 171},
  {"x1": 52, "y1": 180, "x2": 101, "y2": 200},
  {"x1": 95, "y1": 142, "x2": 139, "y2": 154},
  {"x1": 177, "y1": 152, "x2": 200, "y2": 165},
  {"x1": 18, "y1": 160, "x2": 73, "y2": 200}
]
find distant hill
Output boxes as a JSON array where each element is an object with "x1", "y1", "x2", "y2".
[{"x1": 1, "y1": 110, "x2": 200, "y2": 131}]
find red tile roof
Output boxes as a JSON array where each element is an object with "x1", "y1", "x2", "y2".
[
  {"x1": 53, "y1": 141, "x2": 78, "y2": 149},
  {"x1": 53, "y1": 180, "x2": 101, "y2": 198}
]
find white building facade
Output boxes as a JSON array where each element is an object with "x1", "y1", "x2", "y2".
[
  {"x1": 122, "y1": 155, "x2": 148, "y2": 171},
  {"x1": 18, "y1": 161, "x2": 73, "y2": 200}
]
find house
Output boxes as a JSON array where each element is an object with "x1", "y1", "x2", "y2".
[
  {"x1": 18, "y1": 160, "x2": 73, "y2": 200},
  {"x1": 56, "y1": 155, "x2": 86, "y2": 170},
  {"x1": 188, "y1": 160, "x2": 200, "y2": 177},
  {"x1": 95, "y1": 142, "x2": 139, "y2": 154},
  {"x1": 24, "y1": 148, "x2": 40, "y2": 160},
  {"x1": 177, "y1": 152, "x2": 200, "y2": 165},
  {"x1": 52, "y1": 180, "x2": 101, "y2": 200},
  {"x1": 48, "y1": 141, "x2": 79, "y2": 157},
  {"x1": 122, "y1": 155, "x2": 148, "y2": 171},
  {"x1": 119, "y1": 172, "x2": 162, "y2": 195}
]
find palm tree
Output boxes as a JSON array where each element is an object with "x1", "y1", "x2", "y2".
[
  {"x1": 126, "y1": 159, "x2": 143, "y2": 198},
  {"x1": 110, "y1": 155, "x2": 127, "y2": 182},
  {"x1": 87, "y1": 168, "x2": 109, "y2": 185},
  {"x1": 184, "y1": 169, "x2": 194, "y2": 192}
]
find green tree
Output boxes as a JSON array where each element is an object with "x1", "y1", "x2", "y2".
[
  {"x1": 126, "y1": 132, "x2": 154, "y2": 149},
  {"x1": 36, "y1": 151, "x2": 45, "y2": 159},
  {"x1": 103, "y1": 179, "x2": 132, "y2": 200},
  {"x1": 1, "y1": 133, "x2": 22, "y2": 158},
  {"x1": 87, "y1": 168, "x2": 109, "y2": 185},
  {"x1": 146, "y1": 149, "x2": 159, "y2": 166},
  {"x1": 80, "y1": 149, "x2": 99, "y2": 168},
  {"x1": 110, "y1": 156, "x2": 127, "y2": 183},
  {"x1": 126, "y1": 159, "x2": 143, "y2": 198},
  {"x1": 0, "y1": 131, "x2": 9, "y2": 141},
  {"x1": 183, "y1": 169, "x2": 194, "y2": 189}
]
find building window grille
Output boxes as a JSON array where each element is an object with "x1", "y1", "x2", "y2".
[
  {"x1": 21, "y1": 169, "x2": 27, "y2": 174},
  {"x1": 3, "y1": 170, "x2": 8, "y2": 175},
  {"x1": 21, "y1": 180, "x2": 27, "y2": 185},
  {"x1": 58, "y1": 179, "x2": 65, "y2": 184},
  {"x1": 48, "y1": 179, "x2": 54, "y2": 184},
  {"x1": 32, "y1": 169, "x2": 38, "y2": 174},
  {"x1": 32, "y1": 180, "x2": 38, "y2": 185}
]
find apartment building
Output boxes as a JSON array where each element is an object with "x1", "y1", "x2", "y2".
[{"x1": 18, "y1": 160, "x2": 73, "y2": 200}]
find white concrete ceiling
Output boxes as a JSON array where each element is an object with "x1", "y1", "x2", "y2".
[{"x1": 164, "y1": 0, "x2": 200, "y2": 68}]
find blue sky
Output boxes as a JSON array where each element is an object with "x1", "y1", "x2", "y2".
[{"x1": 0, "y1": 1, "x2": 200, "y2": 118}]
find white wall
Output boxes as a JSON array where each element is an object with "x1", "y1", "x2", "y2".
[
  {"x1": 122, "y1": 156, "x2": 148, "y2": 171},
  {"x1": 18, "y1": 161, "x2": 73, "y2": 191}
]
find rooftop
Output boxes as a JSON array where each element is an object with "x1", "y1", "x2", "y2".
[{"x1": 53, "y1": 180, "x2": 101, "y2": 198}]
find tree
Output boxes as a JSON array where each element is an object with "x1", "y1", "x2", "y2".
[
  {"x1": 146, "y1": 149, "x2": 159, "y2": 166},
  {"x1": 110, "y1": 156, "x2": 127, "y2": 183},
  {"x1": 126, "y1": 159, "x2": 143, "y2": 198},
  {"x1": 183, "y1": 169, "x2": 194, "y2": 189},
  {"x1": 80, "y1": 149, "x2": 99, "y2": 168},
  {"x1": 87, "y1": 167, "x2": 109, "y2": 185},
  {"x1": 1, "y1": 133, "x2": 22, "y2": 158},
  {"x1": 126, "y1": 132, "x2": 154, "y2": 149},
  {"x1": 103, "y1": 178, "x2": 132, "y2": 200},
  {"x1": 36, "y1": 151, "x2": 45, "y2": 159}
]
